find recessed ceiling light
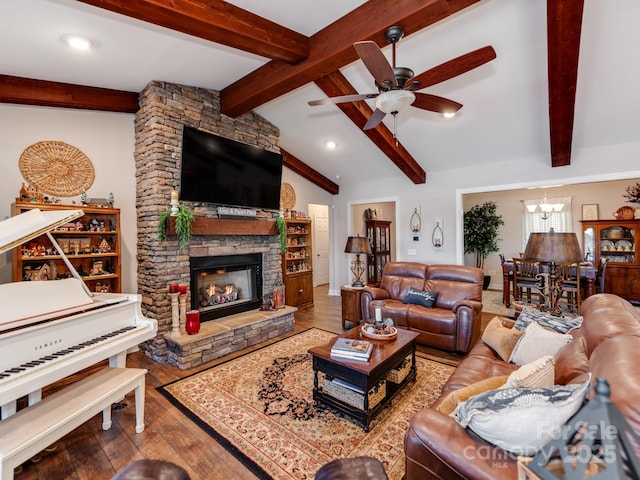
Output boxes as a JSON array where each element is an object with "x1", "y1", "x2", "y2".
[
  {"x1": 443, "y1": 112, "x2": 456, "y2": 119},
  {"x1": 325, "y1": 140, "x2": 337, "y2": 150},
  {"x1": 61, "y1": 34, "x2": 93, "y2": 51}
]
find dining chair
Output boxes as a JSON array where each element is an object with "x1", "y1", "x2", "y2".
[
  {"x1": 512, "y1": 258, "x2": 543, "y2": 305},
  {"x1": 555, "y1": 262, "x2": 581, "y2": 314},
  {"x1": 595, "y1": 258, "x2": 608, "y2": 294}
]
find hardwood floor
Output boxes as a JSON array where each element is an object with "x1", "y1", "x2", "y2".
[{"x1": 15, "y1": 286, "x2": 495, "y2": 480}]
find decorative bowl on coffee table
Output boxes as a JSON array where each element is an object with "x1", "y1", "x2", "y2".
[{"x1": 361, "y1": 325, "x2": 397, "y2": 340}]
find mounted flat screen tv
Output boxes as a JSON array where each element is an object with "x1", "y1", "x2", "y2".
[{"x1": 179, "y1": 126, "x2": 283, "y2": 210}]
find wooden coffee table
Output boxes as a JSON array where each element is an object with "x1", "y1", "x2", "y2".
[{"x1": 308, "y1": 327, "x2": 419, "y2": 431}]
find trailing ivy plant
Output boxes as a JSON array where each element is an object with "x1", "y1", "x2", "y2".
[
  {"x1": 276, "y1": 215, "x2": 287, "y2": 254},
  {"x1": 158, "y1": 205, "x2": 194, "y2": 252}
]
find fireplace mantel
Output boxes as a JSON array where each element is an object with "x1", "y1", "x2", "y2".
[{"x1": 167, "y1": 216, "x2": 278, "y2": 236}]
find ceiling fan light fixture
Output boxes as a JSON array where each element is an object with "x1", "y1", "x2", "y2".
[
  {"x1": 443, "y1": 111, "x2": 456, "y2": 119},
  {"x1": 375, "y1": 90, "x2": 415, "y2": 115}
]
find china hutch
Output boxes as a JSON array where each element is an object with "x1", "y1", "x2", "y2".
[
  {"x1": 365, "y1": 220, "x2": 392, "y2": 287},
  {"x1": 282, "y1": 218, "x2": 313, "y2": 308},
  {"x1": 12, "y1": 202, "x2": 122, "y2": 293},
  {"x1": 582, "y1": 219, "x2": 640, "y2": 302}
]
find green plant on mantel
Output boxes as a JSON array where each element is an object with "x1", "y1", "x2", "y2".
[
  {"x1": 276, "y1": 215, "x2": 287, "y2": 254},
  {"x1": 158, "y1": 205, "x2": 194, "y2": 252}
]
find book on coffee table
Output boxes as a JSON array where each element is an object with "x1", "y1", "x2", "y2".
[{"x1": 331, "y1": 338, "x2": 372, "y2": 359}]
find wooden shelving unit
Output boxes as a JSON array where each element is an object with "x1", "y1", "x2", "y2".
[
  {"x1": 282, "y1": 218, "x2": 313, "y2": 308},
  {"x1": 12, "y1": 202, "x2": 122, "y2": 293}
]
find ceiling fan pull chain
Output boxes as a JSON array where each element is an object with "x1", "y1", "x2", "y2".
[{"x1": 393, "y1": 114, "x2": 399, "y2": 146}]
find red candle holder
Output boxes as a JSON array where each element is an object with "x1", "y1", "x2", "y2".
[
  {"x1": 185, "y1": 310, "x2": 200, "y2": 335},
  {"x1": 178, "y1": 284, "x2": 188, "y2": 295},
  {"x1": 168, "y1": 283, "x2": 179, "y2": 294}
]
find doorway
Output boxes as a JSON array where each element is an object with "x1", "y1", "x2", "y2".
[
  {"x1": 349, "y1": 200, "x2": 397, "y2": 285},
  {"x1": 309, "y1": 203, "x2": 329, "y2": 286}
]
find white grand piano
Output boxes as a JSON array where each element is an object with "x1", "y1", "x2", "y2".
[{"x1": 0, "y1": 208, "x2": 157, "y2": 419}]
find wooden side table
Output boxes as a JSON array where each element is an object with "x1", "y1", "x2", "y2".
[{"x1": 340, "y1": 285, "x2": 364, "y2": 330}]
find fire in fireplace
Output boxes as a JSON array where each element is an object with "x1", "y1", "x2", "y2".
[{"x1": 190, "y1": 253, "x2": 262, "y2": 321}]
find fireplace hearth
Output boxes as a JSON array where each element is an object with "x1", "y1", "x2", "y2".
[{"x1": 190, "y1": 253, "x2": 263, "y2": 322}]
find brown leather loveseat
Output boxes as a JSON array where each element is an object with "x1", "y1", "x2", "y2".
[
  {"x1": 404, "y1": 293, "x2": 640, "y2": 479},
  {"x1": 360, "y1": 262, "x2": 483, "y2": 354}
]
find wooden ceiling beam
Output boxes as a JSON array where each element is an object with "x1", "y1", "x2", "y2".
[
  {"x1": 314, "y1": 72, "x2": 426, "y2": 184},
  {"x1": 78, "y1": 0, "x2": 309, "y2": 64},
  {"x1": 281, "y1": 149, "x2": 340, "y2": 195},
  {"x1": 0, "y1": 75, "x2": 139, "y2": 113},
  {"x1": 547, "y1": 0, "x2": 585, "y2": 167},
  {"x1": 221, "y1": 0, "x2": 482, "y2": 118}
]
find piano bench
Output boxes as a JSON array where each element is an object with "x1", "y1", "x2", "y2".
[{"x1": 0, "y1": 367, "x2": 147, "y2": 480}]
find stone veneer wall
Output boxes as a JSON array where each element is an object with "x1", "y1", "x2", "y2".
[{"x1": 135, "y1": 81, "x2": 282, "y2": 363}]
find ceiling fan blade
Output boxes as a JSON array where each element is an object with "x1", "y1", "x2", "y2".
[
  {"x1": 412, "y1": 46, "x2": 496, "y2": 89},
  {"x1": 354, "y1": 41, "x2": 397, "y2": 88},
  {"x1": 363, "y1": 108, "x2": 387, "y2": 130},
  {"x1": 308, "y1": 93, "x2": 378, "y2": 106},
  {"x1": 412, "y1": 93, "x2": 462, "y2": 114}
]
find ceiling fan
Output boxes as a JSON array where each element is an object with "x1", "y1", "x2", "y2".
[{"x1": 308, "y1": 26, "x2": 496, "y2": 131}]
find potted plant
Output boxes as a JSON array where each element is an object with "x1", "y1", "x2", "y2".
[
  {"x1": 463, "y1": 201, "x2": 504, "y2": 290},
  {"x1": 158, "y1": 205, "x2": 194, "y2": 252}
]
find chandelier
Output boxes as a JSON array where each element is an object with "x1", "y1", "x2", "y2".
[{"x1": 526, "y1": 194, "x2": 564, "y2": 220}]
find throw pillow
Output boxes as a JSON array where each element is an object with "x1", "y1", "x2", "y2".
[
  {"x1": 403, "y1": 288, "x2": 438, "y2": 308},
  {"x1": 514, "y1": 308, "x2": 583, "y2": 334},
  {"x1": 502, "y1": 355, "x2": 555, "y2": 389},
  {"x1": 481, "y1": 316, "x2": 525, "y2": 361},
  {"x1": 451, "y1": 375, "x2": 591, "y2": 455},
  {"x1": 509, "y1": 321, "x2": 572, "y2": 366},
  {"x1": 437, "y1": 375, "x2": 509, "y2": 415}
]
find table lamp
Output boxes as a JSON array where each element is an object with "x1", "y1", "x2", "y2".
[
  {"x1": 523, "y1": 229, "x2": 583, "y2": 316},
  {"x1": 344, "y1": 235, "x2": 372, "y2": 287}
]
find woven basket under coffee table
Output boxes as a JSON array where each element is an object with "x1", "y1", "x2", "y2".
[{"x1": 308, "y1": 327, "x2": 419, "y2": 431}]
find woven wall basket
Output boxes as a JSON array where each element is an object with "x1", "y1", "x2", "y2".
[
  {"x1": 19, "y1": 141, "x2": 95, "y2": 197},
  {"x1": 281, "y1": 182, "x2": 296, "y2": 210}
]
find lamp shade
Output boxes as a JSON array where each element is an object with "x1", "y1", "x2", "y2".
[
  {"x1": 344, "y1": 235, "x2": 371, "y2": 255},
  {"x1": 523, "y1": 231, "x2": 583, "y2": 263}
]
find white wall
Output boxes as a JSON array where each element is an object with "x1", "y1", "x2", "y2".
[
  {"x1": 330, "y1": 140, "x2": 640, "y2": 293},
  {"x1": 0, "y1": 104, "x2": 137, "y2": 291}
]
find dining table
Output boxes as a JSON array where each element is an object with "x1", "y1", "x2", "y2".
[{"x1": 501, "y1": 260, "x2": 597, "y2": 307}]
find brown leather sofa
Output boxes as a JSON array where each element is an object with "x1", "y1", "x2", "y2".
[
  {"x1": 404, "y1": 293, "x2": 640, "y2": 479},
  {"x1": 360, "y1": 262, "x2": 483, "y2": 354}
]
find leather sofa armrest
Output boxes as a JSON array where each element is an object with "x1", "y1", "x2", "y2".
[
  {"x1": 452, "y1": 299, "x2": 482, "y2": 316},
  {"x1": 361, "y1": 286, "x2": 390, "y2": 323},
  {"x1": 362, "y1": 286, "x2": 390, "y2": 300},
  {"x1": 405, "y1": 408, "x2": 518, "y2": 480},
  {"x1": 452, "y1": 299, "x2": 483, "y2": 353}
]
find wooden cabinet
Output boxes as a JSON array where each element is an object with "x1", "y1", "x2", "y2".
[
  {"x1": 340, "y1": 285, "x2": 364, "y2": 330},
  {"x1": 365, "y1": 220, "x2": 391, "y2": 286},
  {"x1": 12, "y1": 202, "x2": 122, "y2": 293},
  {"x1": 282, "y1": 219, "x2": 313, "y2": 308},
  {"x1": 582, "y1": 219, "x2": 640, "y2": 301}
]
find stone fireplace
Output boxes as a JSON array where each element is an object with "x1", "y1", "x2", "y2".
[{"x1": 134, "y1": 81, "x2": 291, "y2": 367}]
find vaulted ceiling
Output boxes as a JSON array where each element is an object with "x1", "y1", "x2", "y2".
[{"x1": 1, "y1": 1, "x2": 638, "y2": 193}]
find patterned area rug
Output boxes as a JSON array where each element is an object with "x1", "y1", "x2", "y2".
[{"x1": 159, "y1": 328, "x2": 454, "y2": 480}]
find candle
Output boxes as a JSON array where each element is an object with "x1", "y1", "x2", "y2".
[
  {"x1": 185, "y1": 310, "x2": 200, "y2": 335},
  {"x1": 179, "y1": 284, "x2": 188, "y2": 295},
  {"x1": 168, "y1": 283, "x2": 179, "y2": 293},
  {"x1": 375, "y1": 306, "x2": 382, "y2": 322},
  {"x1": 171, "y1": 189, "x2": 179, "y2": 203}
]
